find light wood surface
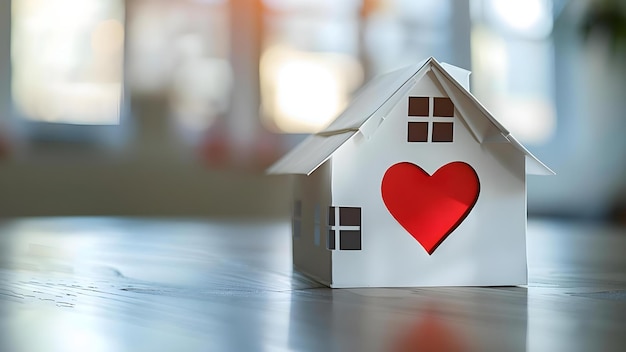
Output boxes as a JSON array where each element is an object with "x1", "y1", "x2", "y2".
[{"x1": 1, "y1": 217, "x2": 625, "y2": 351}]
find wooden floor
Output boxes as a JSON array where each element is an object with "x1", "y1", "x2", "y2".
[{"x1": 0, "y1": 217, "x2": 625, "y2": 351}]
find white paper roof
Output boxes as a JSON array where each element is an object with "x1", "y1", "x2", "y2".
[{"x1": 268, "y1": 57, "x2": 554, "y2": 176}]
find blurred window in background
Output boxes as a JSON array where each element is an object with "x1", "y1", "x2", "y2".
[
  {"x1": 4, "y1": 0, "x2": 470, "y2": 161},
  {"x1": 260, "y1": 0, "x2": 363, "y2": 133},
  {"x1": 260, "y1": 45, "x2": 363, "y2": 133},
  {"x1": 127, "y1": 0, "x2": 232, "y2": 143},
  {"x1": 470, "y1": 0, "x2": 556, "y2": 145},
  {"x1": 259, "y1": 0, "x2": 461, "y2": 134},
  {"x1": 11, "y1": 0, "x2": 125, "y2": 125}
]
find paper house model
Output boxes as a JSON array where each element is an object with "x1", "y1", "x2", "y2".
[{"x1": 268, "y1": 57, "x2": 553, "y2": 288}]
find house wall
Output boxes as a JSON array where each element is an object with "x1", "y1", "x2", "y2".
[
  {"x1": 292, "y1": 161, "x2": 332, "y2": 285},
  {"x1": 329, "y1": 70, "x2": 527, "y2": 287}
]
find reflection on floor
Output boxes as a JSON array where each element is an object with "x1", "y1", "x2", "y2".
[{"x1": 0, "y1": 217, "x2": 625, "y2": 352}]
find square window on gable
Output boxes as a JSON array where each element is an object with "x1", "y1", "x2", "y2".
[
  {"x1": 432, "y1": 122, "x2": 453, "y2": 142},
  {"x1": 433, "y1": 97, "x2": 454, "y2": 117},
  {"x1": 408, "y1": 122, "x2": 428, "y2": 142},
  {"x1": 407, "y1": 96, "x2": 454, "y2": 143},
  {"x1": 408, "y1": 97, "x2": 429, "y2": 116}
]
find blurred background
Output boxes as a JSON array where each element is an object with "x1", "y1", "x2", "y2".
[{"x1": 0, "y1": 0, "x2": 625, "y2": 221}]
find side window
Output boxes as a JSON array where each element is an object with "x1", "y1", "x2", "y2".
[
  {"x1": 407, "y1": 96, "x2": 454, "y2": 143},
  {"x1": 327, "y1": 206, "x2": 362, "y2": 250},
  {"x1": 293, "y1": 200, "x2": 302, "y2": 239}
]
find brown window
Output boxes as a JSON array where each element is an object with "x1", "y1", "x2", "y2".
[
  {"x1": 434, "y1": 97, "x2": 454, "y2": 117},
  {"x1": 407, "y1": 122, "x2": 428, "y2": 142},
  {"x1": 327, "y1": 206, "x2": 361, "y2": 250},
  {"x1": 432, "y1": 122, "x2": 453, "y2": 142},
  {"x1": 408, "y1": 97, "x2": 429, "y2": 116},
  {"x1": 407, "y1": 96, "x2": 454, "y2": 142}
]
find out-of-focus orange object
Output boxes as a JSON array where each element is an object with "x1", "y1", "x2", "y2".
[{"x1": 391, "y1": 309, "x2": 471, "y2": 352}]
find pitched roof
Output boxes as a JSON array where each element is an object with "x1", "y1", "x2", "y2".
[{"x1": 268, "y1": 57, "x2": 554, "y2": 176}]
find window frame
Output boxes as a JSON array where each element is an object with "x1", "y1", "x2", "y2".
[
  {"x1": 327, "y1": 206, "x2": 362, "y2": 251},
  {"x1": 407, "y1": 96, "x2": 455, "y2": 143}
]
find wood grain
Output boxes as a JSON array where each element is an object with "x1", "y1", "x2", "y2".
[{"x1": 0, "y1": 218, "x2": 625, "y2": 351}]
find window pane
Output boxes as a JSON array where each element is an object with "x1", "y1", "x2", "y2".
[
  {"x1": 328, "y1": 206, "x2": 335, "y2": 225},
  {"x1": 12, "y1": 0, "x2": 125, "y2": 125},
  {"x1": 433, "y1": 97, "x2": 454, "y2": 117},
  {"x1": 339, "y1": 207, "x2": 361, "y2": 226},
  {"x1": 339, "y1": 230, "x2": 361, "y2": 250},
  {"x1": 408, "y1": 97, "x2": 429, "y2": 116},
  {"x1": 408, "y1": 122, "x2": 428, "y2": 142},
  {"x1": 432, "y1": 122, "x2": 454, "y2": 142},
  {"x1": 327, "y1": 229, "x2": 335, "y2": 250}
]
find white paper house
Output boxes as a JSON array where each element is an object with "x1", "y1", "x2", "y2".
[{"x1": 268, "y1": 57, "x2": 553, "y2": 288}]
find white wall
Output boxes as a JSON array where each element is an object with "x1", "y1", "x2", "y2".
[{"x1": 329, "y1": 71, "x2": 527, "y2": 287}]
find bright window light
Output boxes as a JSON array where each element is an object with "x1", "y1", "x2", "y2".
[
  {"x1": 11, "y1": 0, "x2": 125, "y2": 125},
  {"x1": 260, "y1": 46, "x2": 362, "y2": 133},
  {"x1": 491, "y1": 96, "x2": 556, "y2": 144},
  {"x1": 488, "y1": 0, "x2": 552, "y2": 38},
  {"x1": 471, "y1": 17, "x2": 556, "y2": 145}
]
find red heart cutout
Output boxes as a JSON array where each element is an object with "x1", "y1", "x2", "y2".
[{"x1": 381, "y1": 162, "x2": 480, "y2": 254}]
